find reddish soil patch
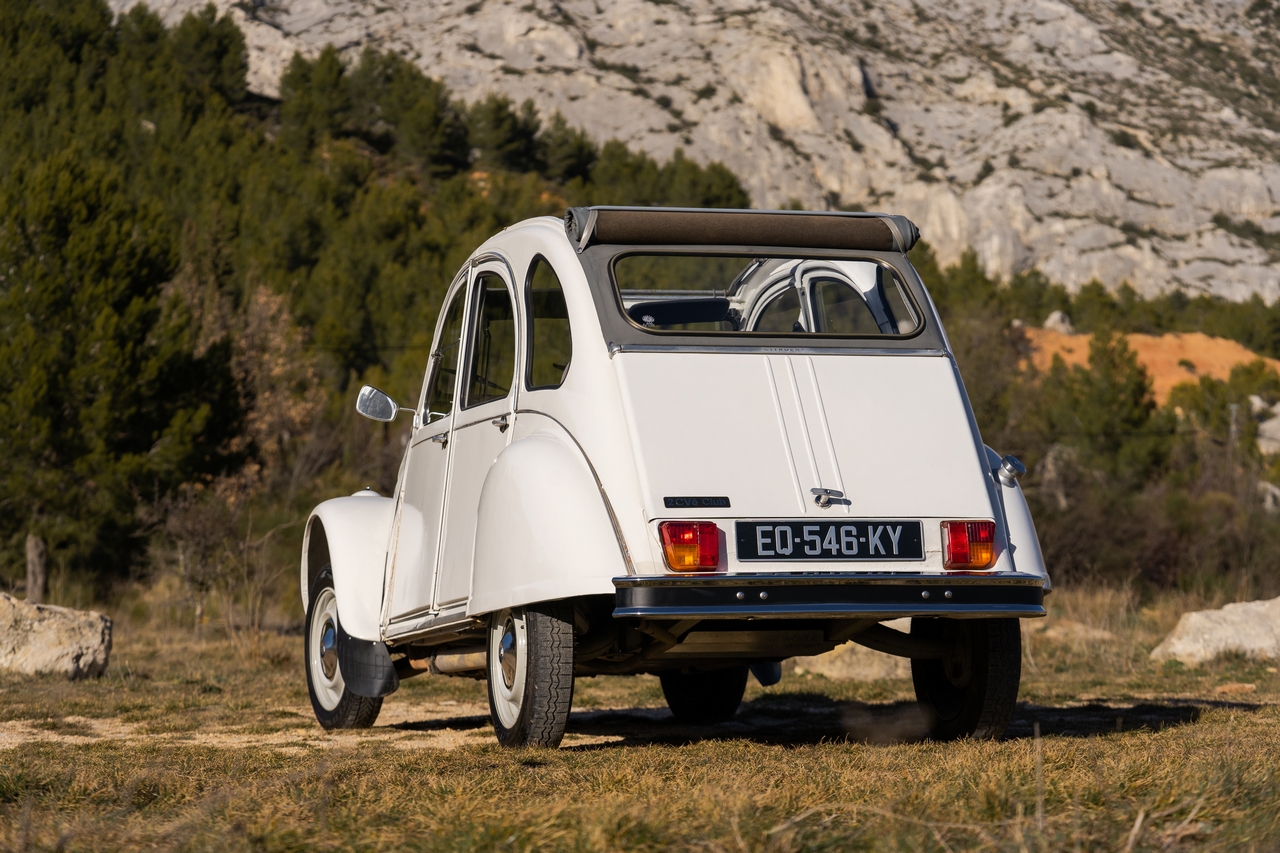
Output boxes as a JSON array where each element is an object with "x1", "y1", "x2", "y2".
[{"x1": 1024, "y1": 329, "x2": 1280, "y2": 404}]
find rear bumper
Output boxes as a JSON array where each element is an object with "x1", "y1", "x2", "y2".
[{"x1": 613, "y1": 572, "x2": 1045, "y2": 620}]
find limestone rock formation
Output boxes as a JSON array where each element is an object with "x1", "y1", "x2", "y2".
[
  {"x1": 0, "y1": 593, "x2": 113, "y2": 679},
  {"x1": 1150, "y1": 596, "x2": 1280, "y2": 666},
  {"x1": 115, "y1": 0, "x2": 1280, "y2": 301},
  {"x1": 793, "y1": 618, "x2": 912, "y2": 680}
]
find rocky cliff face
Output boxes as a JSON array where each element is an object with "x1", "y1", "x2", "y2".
[{"x1": 116, "y1": 0, "x2": 1280, "y2": 300}]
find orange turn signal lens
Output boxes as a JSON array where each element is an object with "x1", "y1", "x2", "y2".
[
  {"x1": 659, "y1": 521, "x2": 720, "y2": 571},
  {"x1": 941, "y1": 521, "x2": 996, "y2": 570}
]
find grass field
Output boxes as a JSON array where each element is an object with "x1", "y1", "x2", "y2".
[{"x1": 2, "y1": 586, "x2": 1279, "y2": 852}]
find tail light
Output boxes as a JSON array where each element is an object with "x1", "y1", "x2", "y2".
[
  {"x1": 659, "y1": 521, "x2": 720, "y2": 571},
  {"x1": 942, "y1": 521, "x2": 996, "y2": 570}
]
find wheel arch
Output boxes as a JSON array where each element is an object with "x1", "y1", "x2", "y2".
[
  {"x1": 301, "y1": 496, "x2": 396, "y2": 640},
  {"x1": 468, "y1": 424, "x2": 624, "y2": 617}
]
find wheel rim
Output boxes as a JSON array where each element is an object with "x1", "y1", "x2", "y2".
[
  {"x1": 309, "y1": 588, "x2": 345, "y2": 711},
  {"x1": 489, "y1": 608, "x2": 527, "y2": 728}
]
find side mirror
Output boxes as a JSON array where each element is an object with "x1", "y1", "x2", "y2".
[{"x1": 356, "y1": 385, "x2": 406, "y2": 422}]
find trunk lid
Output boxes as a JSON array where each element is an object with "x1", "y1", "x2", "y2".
[{"x1": 614, "y1": 351, "x2": 995, "y2": 567}]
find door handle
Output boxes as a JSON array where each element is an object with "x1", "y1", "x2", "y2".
[
  {"x1": 429, "y1": 433, "x2": 448, "y2": 447},
  {"x1": 490, "y1": 414, "x2": 509, "y2": 433}
]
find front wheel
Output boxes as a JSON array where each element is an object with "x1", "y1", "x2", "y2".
[
  {"x1": 305, "y1": 569, "x2": 382, "y2": 730},
  {"x1": 911, "y1": 618, "x2": 1020, "y2": 740},
  {"x1": 486, "y1": 603, "x2": 575, "y2": 747}
]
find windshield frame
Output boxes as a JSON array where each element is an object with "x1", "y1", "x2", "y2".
[{"x1": 576, "y1": 244, "x2": 946, "y2": 353}]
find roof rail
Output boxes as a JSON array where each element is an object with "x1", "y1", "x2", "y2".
[{"x1": 563, "y1": 206, "x2": 919, "y2": 253}]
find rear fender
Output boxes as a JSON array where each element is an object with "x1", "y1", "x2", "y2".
[
  {"x1": 468, "y1": 426, "x2": 624, "y2": 616},
  {"x1": 301, "y1": 496, "x2": 395, "y2": 640},
  {"x1": 985, "y1": 447, "x2": 1051, "y2": 591}
]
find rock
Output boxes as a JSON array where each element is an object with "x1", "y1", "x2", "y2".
[
  {"x1": 1035, "y1": 619, "x2": 1117, "y2": 644},
  {"x1": 793, "y1": 618, "x2": 912, "y2": 681},
  {"x1": 1257, "y1": 408, "x2": 1280, "y2": 456},
  {"x1": 1150, "y1": 597, "x2": 1280, "y2": 667},
  {"x1": 0, "y1": 593, "x2": 112, "y2": 679},
  {"x1": 1258, "y1": 480, "x2": 1280, "y2": 513},
  {"x1": 111, "y1": 0, "x2": 1280, "y2": 303},
  {"x1": 1042, "y1": 311, "x2": 1076, "y2": 335}
]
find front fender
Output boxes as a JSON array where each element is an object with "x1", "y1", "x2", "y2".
[
  {"x1": 468, "y1": 426, "x2": 623, "y2": 616},
  {"x1": 301, "y1": 495, "x2": 395, "y2": 640}
]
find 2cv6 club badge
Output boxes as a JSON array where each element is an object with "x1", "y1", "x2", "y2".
[{"x1": 300, "y1": 206, "x2": 1050, "y2": 746}]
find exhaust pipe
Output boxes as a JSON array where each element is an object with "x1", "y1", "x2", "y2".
[{"x1": 409, "y1": 645, "x2": 487, "y2": 675}]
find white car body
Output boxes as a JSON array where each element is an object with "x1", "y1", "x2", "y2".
[{"x1": 300, "y1": 207, "x2": 1048, "y2": 703}]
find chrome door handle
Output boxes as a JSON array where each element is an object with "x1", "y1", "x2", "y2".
[
  {"x1": 490, "y1": 414, "x2": 509, "y2": 433},
  {"x1": 429, "y1": 433, "x2": 448, "y2": 447}
]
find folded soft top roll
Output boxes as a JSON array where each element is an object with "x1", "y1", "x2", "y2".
[{"x1": 563, "y1": 206, "x2": 920, "y2": 253}]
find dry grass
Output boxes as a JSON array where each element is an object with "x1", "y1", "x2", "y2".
[{"x1": 2, "y1": 586, "x2": 1280, "y2": 851}]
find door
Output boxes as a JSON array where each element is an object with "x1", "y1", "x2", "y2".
[
  {"x1": 435, "y1": 266, "x2": 519, "y2": 607},
  {"x1": 385, "y1": 282, "x2": 467, "y2": 623}
]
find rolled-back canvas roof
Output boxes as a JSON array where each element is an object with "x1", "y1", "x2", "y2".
[{"x1": 563, "y1": 206, "x2": 920, "y2": 253}]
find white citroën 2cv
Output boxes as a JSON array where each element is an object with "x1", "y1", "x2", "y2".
[{"x1": 300, "y1": 207, "x2": 1050, "y2": 746}]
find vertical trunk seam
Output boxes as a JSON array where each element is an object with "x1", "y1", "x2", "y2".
[
  {"x1": 763, "y1": 356, "x2": 807, "y2": 512},
  {"x1": 784, "y1": 356, "x2": 822, "y2": 491},
  {"x1": 803, "y1": 356, "x2": 849, "y2": 515}
]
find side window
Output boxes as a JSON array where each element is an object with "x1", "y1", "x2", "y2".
[
  {"x1": 463, "y1": 273, "x2": 517, "y2": 408},
  {"x1": 753, "y1": 287, "x2": 804, "y2": 333},
  {"x1": 812, "y1": 279, "x2": 881, "y2": 335},
  {"x1": 424, "y1": 286, "x2": 467, "y2": 422},
  {"x1": 526, "y1": 256, "x2": 573, "y2": 389},
  {"x1": 813, "y1": 266, "x2": 919, "y2": 336}
]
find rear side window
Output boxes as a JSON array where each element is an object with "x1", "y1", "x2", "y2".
[
  {"x1": 612, "y1": 254, "x2": 920, "y2": 337},
  {"x1": 463, "y1": 274, "x2": 517, "y2": 408},
  {"x1": 424, "y1": 286, "x2": 467, "y2": 422},
  {"x1": 526, "y1": 257, "x2": 573, "y2": 389}
]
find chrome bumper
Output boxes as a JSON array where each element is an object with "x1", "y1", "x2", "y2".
[{"x1": 613, "y1": 572, "x2": 1046, "y2": 620}]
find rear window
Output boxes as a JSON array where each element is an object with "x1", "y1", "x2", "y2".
[{"x1": 612, "y1": 255, "x2": 920, "y2": 337}]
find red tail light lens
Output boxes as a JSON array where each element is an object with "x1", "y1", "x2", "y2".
[
  {"x1": 942, "y1": 521, "x2": 996, "y2": 570},
  {"x1": 659, "y1": 521, "x2": 720, "y2": 571}
]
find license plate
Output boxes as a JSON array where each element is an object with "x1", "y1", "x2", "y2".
[{"x1": 735, "y1": 520, "x2": 924, "y2": 561}]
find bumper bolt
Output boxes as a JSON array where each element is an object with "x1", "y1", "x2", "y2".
[
  {"x1": 735, "y1": 591, "x2": 745, "y2": 601},
  {"x1": 944, "y1": 590, "x2": 953, "y2": 599},
  {"x1": 759, "y1": 591, "x2": 769, "y2": 601},
  {"x1": 921, "y1": 590, "x2": 931, "y2": 600}
]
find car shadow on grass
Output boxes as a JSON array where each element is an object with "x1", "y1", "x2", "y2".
[
  {"x1": 390, "y1": 714, "x2": 492, "y2": 733},
  {"x1": 555, "y1": 693, "x2": 1264, "y2": 749}
]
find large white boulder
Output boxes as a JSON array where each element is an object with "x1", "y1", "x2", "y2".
[
  {"x1": 1149, "y1": 597, "x2": 1280, "y2": 667},
  {"x1": 0, "y1": 593, "x2": 113, "y2": 679}
]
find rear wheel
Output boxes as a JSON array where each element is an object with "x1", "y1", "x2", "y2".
[
  {"x1": 911, "y1": 618, "x2": 1020, "y2": 740},
  {"x1": 305, "y1": 569, "x2": 382, "y2": 730},
  {"x1": 660, "y1": 666, "x2": 749, "y2": 724},
  {"x1": 486, "y1": 603, "x2": 576, "y2": 747}
]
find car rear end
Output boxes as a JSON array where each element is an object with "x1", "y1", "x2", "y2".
[{"x1": 564, "y1": 208, "x2": 1045, "y2": 699}]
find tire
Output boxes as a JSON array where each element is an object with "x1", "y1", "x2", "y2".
[
  {"x1": 304, "y1": 569, "x2": 382, "y2": 730},
  {"x1": 660, "y1": 665, "x2": 749, "y2": 724},
  {"x1": 486, "y1": 602, "x2": 576, "y2": 747},
  {"x1": 910, "y1": 618, "x2": 1020, "y2": 740}
]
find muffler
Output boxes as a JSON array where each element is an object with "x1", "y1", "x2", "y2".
[{"x1": 407, "y1": 645, "x2": 488, "y2": 675}]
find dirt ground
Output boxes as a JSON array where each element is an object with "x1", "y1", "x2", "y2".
[{"x1": 3, "y1": 586, "x2": 1280, "y2": 851}]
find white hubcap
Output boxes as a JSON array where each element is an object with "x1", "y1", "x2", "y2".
[
  {"x1": 489, "y1": 608, "x2": 527, "y2": 728},
  {"x1": 309, "y1": 588, "x2": 345, "y2": 711}
]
